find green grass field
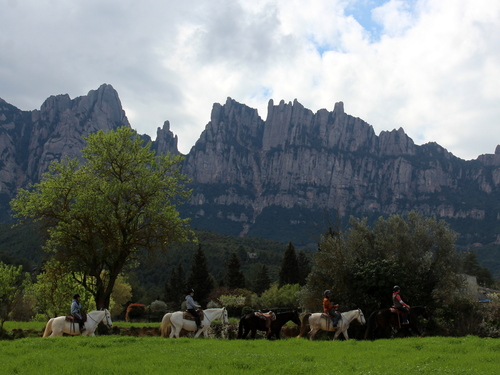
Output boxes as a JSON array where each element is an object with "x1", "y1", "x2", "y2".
[{"x1": 1, "y1": 335, "x2": 499, "y2": 374}]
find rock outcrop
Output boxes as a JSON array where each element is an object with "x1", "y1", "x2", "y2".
[
  {"x1": 180, "y1": 97, "x2": 500, "y2": 243},
  {"x1": 0, "y1": 84, "x2": 131, "y2": 220},
  {"x1": 1, "y1": 85, "x2": 499, "y2": 246}
]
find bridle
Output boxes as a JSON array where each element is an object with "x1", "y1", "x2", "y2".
[{"x1": 87, "y1": 309, "x2": 112, "y2": 328}]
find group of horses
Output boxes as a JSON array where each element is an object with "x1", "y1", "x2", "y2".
[
  {"x1": 41, "y1": 305, "x2": 429, "y2": 340},
  {"x1": 158, "y1": 305, "x2": 429, "y2": 340}
]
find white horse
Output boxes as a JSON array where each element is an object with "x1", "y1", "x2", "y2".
[
  {"x1": 160, "y1": 307, "x2": 229, "y2": 338},
  {"x1": 43, "y1": 309, "x2": 113, "y2": 337},
  {"x1": 297, "y1": 308, "x2": 366, "y2": 341}
]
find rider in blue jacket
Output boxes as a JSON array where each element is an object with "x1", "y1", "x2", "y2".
[
  {"x1": 186, "y1": 289, "x2": 203, "y2": 330},
  {"x1": 71, "y1": 294, "x2": 85, "y2": 332}
]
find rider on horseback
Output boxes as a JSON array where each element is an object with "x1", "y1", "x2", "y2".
[
  {"x1": 323, "y1": 290, "x2": 340, "y2": 326},
  {"x1": 392, "y1": 286, "x2": 410, "y2": 325},
  {"x1": 186, "y1": 289, "x2": 203, "y2": 330},
  {"x1": 71, "y1": 294, "x2": 85, "y2": 332}
]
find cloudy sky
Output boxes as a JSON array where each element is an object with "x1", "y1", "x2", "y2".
[{"x1": 1, "y1": 0, "x2": 499, "y2": 160}]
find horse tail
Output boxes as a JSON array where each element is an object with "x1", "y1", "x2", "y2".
[
  {"x1": 43, "y1": 318, "x2": 53, "y2": 338},
  {"x1": 296, "y1": 313, "x2": 311, "y2": 338},
  {"x1": 160, "y1": 313, "x2": 172, "y2": 338},
  {"x1": 363, "y1": 310, "x2": 378, "y2": 340}
]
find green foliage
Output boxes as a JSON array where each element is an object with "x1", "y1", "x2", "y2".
[
  {"x1": 279, "y1": 242, "x2": 300, "y2": 287},
  {"x1": 34, "y1": 259, "x2": 90, "y2": 318},
  {"x1": 164, "y1": 263, "x2": 186, "y2": 309},
  {"x1": 257, "y1": 283, "x2": 301, "y2": 309},
  {"x1": 460, "y1": 250, "x2": 496, "y2": 287},
  {"x1": 0, "y1": 262, "x2": 33, "y2": 328},
  {"x1": 10, "y1": 127, "x2": 194, "y2": 309},
  {"x1": 34, "y1": 258, "x2": 131, "y2": 318},
  {"x1": 225, "y1": 252, "x2": 246, "y2": 289},
  {"x1": 302, "y1": 212, "x2": 463, "y2": 313},
  {"x1": 297, "y1": 250, "x2": 311, "y2": 286},
  {"x1": 253, "y1": 265, "x2": 271, "y2": 295},
  {"x1": 187, "y1": 245, "x2": 214, "y2": 305}
]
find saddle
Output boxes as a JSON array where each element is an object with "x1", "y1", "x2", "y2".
[
  {"x1": 321, "y1": 312, "x2": 341, "y2": 320},
  {"x1": 65, "y1": 313, "x2": 87, "y2": 323},
  {"x1": 255, "y1": 311, "x2": 276, "y2": 321},
  {"x1": 390, "y1": 307, "x2": 409, "y2": 316},
  {"x1": 183, "y1": 309, "x2": 204, "y2": 321},
  {"x1": 320, "y1": 313, "x2": 339, "y2": 330}
]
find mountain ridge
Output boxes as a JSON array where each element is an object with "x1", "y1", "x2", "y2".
[{"x1": 1, "y1": 84, "x2": 499, "y2": 256}]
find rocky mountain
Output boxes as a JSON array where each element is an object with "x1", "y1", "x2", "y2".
[
  {"x1": 1, "y1": 85, "x2": 500, "y2": 255},
  {"x1": 180, "y1": 97, "x2": 500, "y2": 249}
]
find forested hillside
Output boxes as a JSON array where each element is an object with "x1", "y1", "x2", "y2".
[{"x1": 0, "y1": 222, "x2": 312, "y2": 303}]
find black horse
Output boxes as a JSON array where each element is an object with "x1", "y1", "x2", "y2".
[
  {"x1": 238, "y1": 310, "x2": 301, "y2": 340},
  {"x1": 364, "y1": 306, "x2": 429, "y2": 340}
]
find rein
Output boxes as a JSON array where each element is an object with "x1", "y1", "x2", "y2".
[
  {"x1": 202, "y1": 308, "x2": 227, "y2": 325},
  {"x1": 86, "y1": 311, "x2": 101, "y2": 325}
]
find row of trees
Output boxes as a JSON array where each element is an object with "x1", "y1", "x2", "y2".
[{"x1": 164, "y1": 241, "x2": 311, "y2": 310}]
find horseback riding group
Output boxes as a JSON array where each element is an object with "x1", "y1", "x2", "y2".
[
  {"x1": 43, "y1": 285, "x2": 427, "y2": 340},
  {"x1": 296, "y1": 285, "x2": 428, "y2": 340}
]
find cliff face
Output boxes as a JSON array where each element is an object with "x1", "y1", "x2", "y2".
[
  {"x1": 1, "y1": 85, "x2": 499, "y2": 246},
  {"x1": 181, "y1": 97, "x2": 500, "y2": 243},
  {"x1": 0, "y1": 84, "x2": 180, "y2": 221}
]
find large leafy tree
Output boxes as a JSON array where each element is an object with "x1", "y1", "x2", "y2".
[
  {"x1": 301, "y1": 211, "x2": 463, "y2": 313},
  {"x1": 11, "y1": 126, "x2": 194, "y2": 309}
]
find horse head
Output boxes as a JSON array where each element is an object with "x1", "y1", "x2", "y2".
[
  {"x1": 103, "y1": 308, "x2": 113, "y2": 328},
  {"x1": 357, "y1": 309, "x2": 366, "y2": 325},
  {"x1": 221, "y1": 307, "x2": 229, "y2": 324}
]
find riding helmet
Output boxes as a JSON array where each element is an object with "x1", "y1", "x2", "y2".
[
  {"x1": 324, "y1": 290, "x2": 331, "y2": 296},
  {"x1": 73, "y1": 294, "x2": 80, "y2": 299},
  {"x1": 393, "y1": 285, "x2": 400, "y2": 292},
  {"x1": 188, "y1": 288, "x2": 195, "y2": 294}
]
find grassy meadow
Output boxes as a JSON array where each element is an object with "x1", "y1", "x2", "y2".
[{"x1": 1, "y1": 335, "x2": 499, "y2": 374}]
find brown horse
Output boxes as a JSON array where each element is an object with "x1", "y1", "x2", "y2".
[
  {"x1": 364, "y1": 306, "x2": 429, "y2": 340},
  {"x1": 238, "y1": 310, "x2": 301, "y2": 340}
]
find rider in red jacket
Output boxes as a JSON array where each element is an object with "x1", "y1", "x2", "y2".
[
  {"x1": 323, "y1": 290, "x2": 340, "y2": 326},
  {"x1": 392, "y1": 285, "x2": 410, "y2": 324}
]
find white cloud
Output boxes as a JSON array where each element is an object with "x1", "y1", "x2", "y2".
[{"x1": 0, "y1": 0, "x2": 499, "y2": 159}]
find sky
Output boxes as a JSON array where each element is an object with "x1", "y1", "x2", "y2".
[{"x1": 1, "y1": 0, "x2": 499, "y2": 160}]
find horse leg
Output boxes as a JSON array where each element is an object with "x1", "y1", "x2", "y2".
[
  {"x1": 308, "y1": 329, "x2": 318, "y2": 341},
  {"x1": 194, "y1": 327, "x2": 202, "y2": 338},
  {"x1": 342, "y1": 329, "x2": 349, "y2": 340},
  {"x1": 170, "y1": 323, "x2": 178, "y2": 338}
]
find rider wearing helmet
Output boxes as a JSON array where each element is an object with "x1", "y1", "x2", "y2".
[
  {"x1": 186, "y1": 289, "x2": 203, "y2": 330},
  {"x1": 392, "y1": 286, "x2": 410, "y2": 325},
  {"x1": 323, "y1": 290, "x2": 340, "y2": 326},
  {"x1": 71, "y1": 293, "x2": 86, "y2": 332}
]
